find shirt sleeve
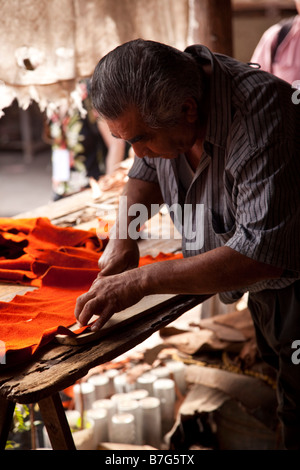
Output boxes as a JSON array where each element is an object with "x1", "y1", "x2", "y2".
[
  {"x1": 226, "y1": 139, "x2": 300, "y2": 276},
  {"x1": 128, "y1": 155, "x2": 159, "y2": 184}
]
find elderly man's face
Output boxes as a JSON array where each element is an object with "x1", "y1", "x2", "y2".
[{"x1": 106, "y1": 104, "x2": 200, "y2": 160}]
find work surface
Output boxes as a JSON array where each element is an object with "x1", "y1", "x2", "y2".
[
  {"x1": 0, "y1": 170, "x2": 208, "y2": 404},
  {"x1": 0, "y1": 292, "x2": 207, "y2": 404}
]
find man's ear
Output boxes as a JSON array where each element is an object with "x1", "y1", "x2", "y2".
[{"x1": 181, "y1": 98, "x2": 198, "y2": 123}]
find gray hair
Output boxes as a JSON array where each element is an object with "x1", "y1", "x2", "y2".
[{"x1": 91, "y1": 39, "x2": 206, "y2": 128}]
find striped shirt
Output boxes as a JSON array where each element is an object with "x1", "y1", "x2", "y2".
[{"x1": 128, "y1": 45, "x2": 300, "y2": 302}]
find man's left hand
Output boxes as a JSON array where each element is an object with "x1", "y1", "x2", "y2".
[{"x1": 74, "y1": 269, "x2": 144, "y2": 331}]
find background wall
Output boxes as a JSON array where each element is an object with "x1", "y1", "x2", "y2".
[{"x1": 232, "y1": 2, "x2": 297, "y2": 61}]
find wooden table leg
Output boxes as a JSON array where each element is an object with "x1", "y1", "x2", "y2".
[
  {"x1": 38, "y1": 393, "x2": 76, "y2": 450},
  {"x1": 0, "y1": 397, "x2": 15, "y2": 450}
]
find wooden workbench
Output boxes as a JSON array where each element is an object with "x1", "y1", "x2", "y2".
[{"x1": 0, "y1": 172, "x2": 209, "y2": 450}]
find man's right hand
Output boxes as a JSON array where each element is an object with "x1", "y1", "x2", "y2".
[{"x1": 98, "y1": 237, "x2": 140, "y2": 276}]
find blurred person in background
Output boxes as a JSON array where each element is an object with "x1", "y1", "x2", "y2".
[
  {"x1": 44, "y1": 79, "x2": 126, "y2": 200},
  {"x1": 251, "y1": 0, "x2": 300, "y2": 85}
]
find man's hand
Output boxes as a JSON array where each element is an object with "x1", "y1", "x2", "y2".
[
  {"x1": 74, "y1": 177, "x2": 162, "y2": 330},
  {"x1": 76, "y1": 236, "x2": 141, "y2": 331},
  {"x1": 74, "y1": 268, "x2": 144, "y2": 331},
  {"x1": 98, "y1": 237, "x2": 140, "y2": 276}
]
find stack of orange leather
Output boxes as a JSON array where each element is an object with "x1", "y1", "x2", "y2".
[{"x1": 0, "y1": 217, "x2": 182, "y2": 364}]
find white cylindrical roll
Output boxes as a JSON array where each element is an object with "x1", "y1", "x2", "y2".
[
  {"x1": 73, "y1": 382, "x2": 96, "y2": 413},
  {"x1": 113, "y1": 373, "x2": 135, "y2": 393},
  {"x1": 136, "y1": 373, "x2": 157, "y2": 395},
  {"x1": 87, "y1": 374, "x2": 110, "y2": 400},
  {"x1": 150, "y1": 366, "x2": 170, "y2": 379},
  {"x1": 140, "y1": 397, "x2": 161, "y2": 449},
  {"x1": 92, "y1": 399, "x2": 116, "y2": 420},
  {"x1": 86, "y1": 408, "x2": 108, "y2": 446},
  {"x1": 109, "y1": 413, "x2": 136, "y2": 444},
  {"x1": 104, "y1": 369, "x2": 119, "y2": 396},
  {"x1": 153, "y1": 378, "x2": 176, "y2": 436},
  {"x1": 110, "y1": 393, "x2": 130, "y2": 406},
  {"x1": 92, "y1": 398, "x2": 116, "y2": 440},
  {"x1": 117, "y1": 399, "x2": 143, "y2": 445},
  {"x1": 127, "y1": 389, "x2": 149, "y2": 401}
]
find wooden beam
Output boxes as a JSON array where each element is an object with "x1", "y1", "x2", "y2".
[
  {"x1": 19, "y1": 108, "x2": 33, "y2": 164},
  {"x1": 189, "y1": 0, "x2": 233, "y2": 56},
  {"x1": 38, "y1": 393, "x2": 76, "y2": 450},
  {"x1": 0, "y1": 295, "x2": 209, "y2": 405}
]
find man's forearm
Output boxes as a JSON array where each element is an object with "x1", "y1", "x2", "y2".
[
  {"x1": 138, "y1": 246, "x2": 283, "y2": 296},
  {"x1": 76, "y1": 241, "x2": 283, "y2": 331}
]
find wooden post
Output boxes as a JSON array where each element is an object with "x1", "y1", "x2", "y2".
[
  {"x1": 188, "y1": 0, "x2": 233, "y2": 56},
  {"x1": 19, "y1": 107, "x2": 33, "y2": 164},
  {"x1": 38, "y1": 393, "x2": 76, "y2": 450}
]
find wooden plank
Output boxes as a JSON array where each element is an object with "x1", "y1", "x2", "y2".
[
  {"x1": 14, "y1": 187, "x2": 117, "y2": 222},
  {"x1": 55, "y1": 294, "x2": 177, "y2": 345},
  {"x1": 0, "y1": 294, "x2": 211, "y2": 404},
  {"x1": 0, "y1": 283, "x2": 36, "y2": 302},
  {"x1": 38, "y1": 393, "x2": 76, "y2": 450},
  {"x1": 190, "y1": 0, "x2": 233, "y2": 55}
]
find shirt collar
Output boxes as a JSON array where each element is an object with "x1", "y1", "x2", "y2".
[{"x1": 184, "y1": 44, "x2": 232, "y2": 150}]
